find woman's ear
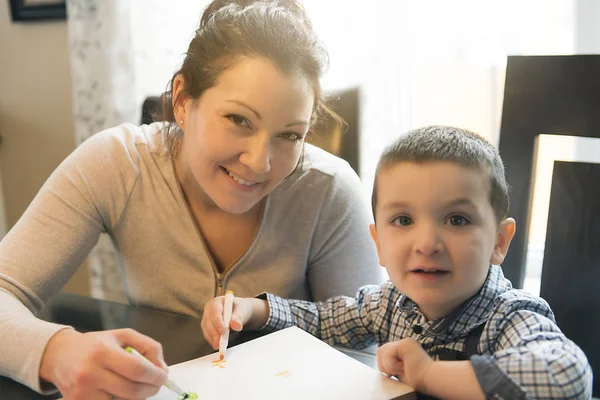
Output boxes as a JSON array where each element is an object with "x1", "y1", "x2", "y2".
[
  {"x1": 172, "y1": 75, "x2": 190, "y2": 125},
  {"x1": 490, "y1": 217, "x2": 516, "y2": 265}
]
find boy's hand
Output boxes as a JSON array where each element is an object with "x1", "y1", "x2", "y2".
[
  {"x1": 377, "y1": 338, "x2": 433, "y2": 393},
  {"x1": 201, "y1": 296, "x2": 265, "y2": 350}
]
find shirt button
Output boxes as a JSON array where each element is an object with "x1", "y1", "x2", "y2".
[{"x1": 413, "y1": 325, "x2": 423, "y2": 334}]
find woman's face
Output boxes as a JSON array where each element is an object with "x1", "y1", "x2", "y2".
[{"x1": 174, "y1": 57, "x2": 315, "y2": 215}]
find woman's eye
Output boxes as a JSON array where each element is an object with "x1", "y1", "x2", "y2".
[
  {"x1": 392, "y1": 216, "x2": 413, "y2": 226},
  {"x1": 447, "y1": 215, "x2": 470, "y2": 226},
  {"x1": 226, "y1": 114, "x2": 251, "y2": 128},
  {"x1": 279, "y1": 132, "x2": 303, "y2": 141}
]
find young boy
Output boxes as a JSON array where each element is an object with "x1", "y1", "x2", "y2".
[{"x1": 202, "y1": 126, "x2": 592, "y2": 399}]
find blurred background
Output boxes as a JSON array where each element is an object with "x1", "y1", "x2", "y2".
[{"x1": 0, "y1": 0, "x2": 599, "y2": 299}]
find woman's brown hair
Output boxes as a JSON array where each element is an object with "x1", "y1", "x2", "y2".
[{"x1": 156, "y1": 0, "x2": 343, "y2": 157}]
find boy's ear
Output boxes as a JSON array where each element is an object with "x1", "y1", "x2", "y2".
[
  {"x1": 490, "y1": 218, "x2": 516, "y2": 265},
  {"x1": 369, "y1": 224, "x2": 385, "y2": 267}
]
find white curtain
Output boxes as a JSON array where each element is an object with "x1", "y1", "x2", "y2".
[
  {"x1": 67, "y1": 0, "x2": 577, "y2": 301},
  {"x1": 305, "y1": 0, "x2": 576, "y2": 191},
  {"x1": 0, "y1": 160, "x2": 6, "y2": 239},
  {"x1": 68, "y1": 0, "x2": 136, "y2": 303},
  {"x1": 67, "y1": 0, "x2": 210, "y2": 302}
]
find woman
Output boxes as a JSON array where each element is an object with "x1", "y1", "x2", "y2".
[{"x1": 0, "y1": 0, "x2": 381, "y2": 398}]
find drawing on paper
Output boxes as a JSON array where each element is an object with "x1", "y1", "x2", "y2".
[{"x1": 211, "y1": 358, "x2": 227, "y2": 369}]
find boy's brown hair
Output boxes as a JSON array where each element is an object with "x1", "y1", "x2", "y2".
[{"x1": 372, "y1": 125, "x2": 510, "y2": 223}]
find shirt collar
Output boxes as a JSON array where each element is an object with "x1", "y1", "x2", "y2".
[{"x1": 396, "y1": 265, "x2": 512, "y2": 335}]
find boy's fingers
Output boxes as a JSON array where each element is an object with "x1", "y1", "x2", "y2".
[
  {"x1": 378, "y1": 343, "x2": 406, "y2": 377},
  {"x1": 376, "y1": 348, "x2": 386, "y2": 374},
  {"x1": 235, "y1": 298, "x2": 254, "y2": 325},
  {"x1": 230, "y1": 317, "x2": 244, "y2": 331},
  {"x1": 210, "y1": 300, "x2": 227, "y2": 334},
  {"x1": 201, "y1": 318, "x2": 219, "y2": 349},
  {"x1": 391, "y1": 339, "x2": 409, "y2": 360},
  {"x1": 210, "y1": 334, "x2": 219, "y2": 350},
  {"x1": 380, "y1": 348, "x2": 394, "y2": 375}
]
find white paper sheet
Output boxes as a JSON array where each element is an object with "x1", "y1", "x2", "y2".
[{"x1": 148, "y1": 326, "x2": 415, "y2": 400}]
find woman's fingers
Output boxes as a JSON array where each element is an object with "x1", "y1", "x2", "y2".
[
  {"x1": 104, "y1": 347, "x2": 168, "y2": 387},
  {"x1": 40, "y1": 329, "x2": 168, "y2": 400},
  {"x1": 90, "y1": 363, "x2": 165, "y2": 400},
  {"x1": 113, "y1": 328, "x2": 168, "y2": 372}
]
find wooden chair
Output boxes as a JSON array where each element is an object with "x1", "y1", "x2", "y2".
[{"x1": 498, "y1": 55, "x2": 600, "y2": 397}]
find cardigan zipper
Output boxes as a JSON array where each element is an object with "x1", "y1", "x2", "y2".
[{"x1": 216, "y1": 272, "x2": 224, "y2": 296}]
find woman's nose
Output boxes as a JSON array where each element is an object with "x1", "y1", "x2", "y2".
[{"x1": 239, "y1": 134, "x2": 271, "y2": 175}]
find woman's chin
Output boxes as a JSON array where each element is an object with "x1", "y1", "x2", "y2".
[{"x1": 214, "y1": 198, "x2": 261, "y2": 215}]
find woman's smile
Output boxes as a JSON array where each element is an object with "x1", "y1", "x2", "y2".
[
  {"x1": 220, "y1": 166, "x2": 263, "y2": 191},
  {"x1": 175, "y1": 57, "x2": 314, "y2": 215}
]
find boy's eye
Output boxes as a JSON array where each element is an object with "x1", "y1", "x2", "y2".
[
  {"x1": 392, "y1": 215, "x2": 413, "y2": 226},
  {"x1": 447, "y1": 215, "x2": 470, "y2": 226},
  {"x1": 226, "y1": 114, "x2": 251, "y2": 128},
  {"x1": 279, "y1": 131, "x2": 303, "y2": 142}
]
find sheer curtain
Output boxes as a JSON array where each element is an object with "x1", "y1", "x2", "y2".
[
  {"x1": 306, "y1": 0, "x2": 575, "y2": 191},
  {"x1": 67, "y1": 0, "x2": 578, "y2": 301},
  {"x1": 0, "y1": 162, "x2": 6, "y2": 239},
  {"x1": 67, "y1": 0, "x2": 209, "y2": 302}
]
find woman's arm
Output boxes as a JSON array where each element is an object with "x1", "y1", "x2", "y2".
[{"x1": 0, "y1": 125, "x2": 141, "y2": 392}]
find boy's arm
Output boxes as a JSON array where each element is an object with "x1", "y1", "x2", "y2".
[
  {"x1": 472, "y1": 308, "x2": 592, "y2": 399},
  {"x1": 378, "y1": 306, "x2": 591, "y2": 400},
  {"x1": 424, "y1": 360, "x2": 485, "y2": 400},
  {"x1": 254, "y1": 282, "x2": 394, "y2": 349},
  {"x1": 378, "y1": 338, "x2": 486, "y2": 400},
  {"x1": 241, "y1": 298, "x2": 271, "y2": 330}
]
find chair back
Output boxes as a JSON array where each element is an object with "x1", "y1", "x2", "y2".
[{"x1": 499, "y1": 55, "x2": 600, "y2": 396}]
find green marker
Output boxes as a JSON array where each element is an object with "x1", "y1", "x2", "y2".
[{"x1": 124, "y1": 346, "x2": 198, "y2": 399}]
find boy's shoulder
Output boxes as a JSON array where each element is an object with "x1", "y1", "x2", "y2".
[
  {"x1": 489, "y1": 287, "x2": 556, "y2": 323},
  {"x1": 357, "y1": 280, "x2": 399, "y2": 302}
]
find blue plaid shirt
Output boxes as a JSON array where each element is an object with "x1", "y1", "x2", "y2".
[{"x1": 259, "y1": 265, "x2": 592, "y2": 399}]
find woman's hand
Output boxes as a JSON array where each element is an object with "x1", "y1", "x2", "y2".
[
  {"x1": 39, "y1": 328, "x2": 168, "y2": 400},
  {"x1": 377, "y1": 338, "x2": 433, "y2": 393},
  {"x1": 201, "y1": 296, "x2": 268, "y2": 350}
]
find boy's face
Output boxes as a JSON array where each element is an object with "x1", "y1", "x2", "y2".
[{"x1": 370, "y1": 161, "x2": 515, "y2": 320}]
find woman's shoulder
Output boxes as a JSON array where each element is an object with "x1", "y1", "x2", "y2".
[
  {"x1": 59, "y1": 122, "x2": 172, "y2": 190},
  {"x1": 75, "y1": 122, "x2": 169, "y2": 170},
  {"x1": 83, "y1": 122, "x2": 167, "y2": 155},
  {"x1": 274, "y1": 143, "x2": 370, "y2": 212},
  {"x1": 289, "y1": 144, "x2": 363, "y2": 191},
  {"x1": 301, "y1": 143, "x2": 356, "y2": 178}
]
